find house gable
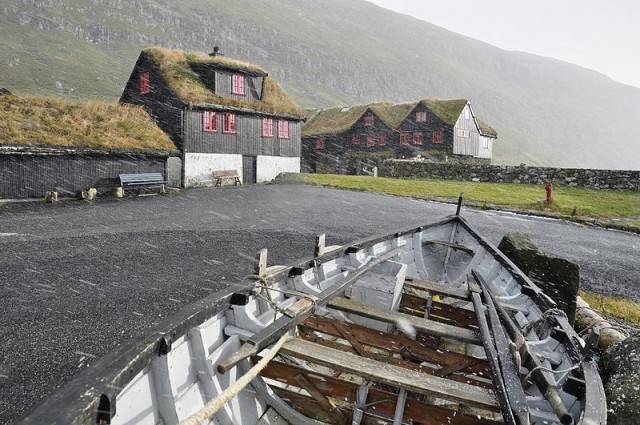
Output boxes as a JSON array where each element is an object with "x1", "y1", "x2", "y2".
[
  {"x1": 120, "y1": 51, "x2": 186, "y2": 149},
  {"x1": 142, "y1": 47, "x2": 302, "y2": 119}
]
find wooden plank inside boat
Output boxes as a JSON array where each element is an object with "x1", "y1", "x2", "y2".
[
  {"x1": 300, "y1": 315, "x2": 492, "y2": 382},
  {"x1": 328, "y1": 297, "x2": 481, "y2": 345},
  {"x1": 422, "y1": 239, "x2": 475, "y2": 254},
  {"x1": 279, "y1": 338, "x2": 500, "y2": 410},
  {"x1": 404, "y1": 278, "x2": 470, "y2": 299},
  {"x1": 259, "y1": 359, "x2": 501, "y2": 425}
]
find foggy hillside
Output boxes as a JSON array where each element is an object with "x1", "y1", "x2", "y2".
[{"x1": 2, "y1": 0, "x2": 639, "y2": 169}]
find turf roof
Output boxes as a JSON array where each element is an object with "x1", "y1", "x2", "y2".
[
  {"x1": 0, "y1": 95, "x2": 176, "y2": 150},
  {"x1": 303, "y1": 98, "x2": 496, "y2": 137},
  {"x1": 144, "y1": 47, "x2": 303, "y2": 118}
]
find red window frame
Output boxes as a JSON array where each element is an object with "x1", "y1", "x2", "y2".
[
  {"x1": 232, "y1": 73, "x2": 246, "y2": 96},
  {"x1": 315, "y1": 139, "x2": 325, "y2": 150},
  {"x1": 416, "y1": 111, "x2": 427, "y2": 122},
  {"x1": 366, "y1": 134, "x2": 375, "y2": 147},
  {"x1": 352, "y1": 134, "x2": 360, "y2": 145},
  {"x1": 432, "y1": 130, "x2": 444, "y2": 144},
  {"x1": 203, "y1": 111, "x2": 218, "y2": 132},
  {"x1": 140, "y1": 71, "x2": 150, "y2": 95},
  {"x1": 377, "y1": 134, "x2": 386, "y2": 146},
  {"x1": 364, "y1": 114, "x2": 374, "y2": 126},
  {"x1": 278, "y1": 120, "x2": 290, "y2": 139},
  {"x1": 413, "y1": 132, "x2": 424, "y2": 145},
  {"x1": 400, "y1": 132, "x2": 410, "y2": 145},
  {"x1": 262, "y1": 118, "x2": 274, "y2": 137},
  {"x1": 223, "y1": 113, "x2": 237, "y2": 133}
]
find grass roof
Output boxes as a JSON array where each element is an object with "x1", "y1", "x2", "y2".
[
  {"x1": 303, "y1": 98, "x2": 481, "y2": 136},
  {"x1": 0, "y1": 95, "x2": 176, "y2": 150},
  {"x1": 144, "y1": 47, "x2": 303, "y2": 118},
  {"x1": 477, "y1": 119, "x2": 498, "y2": 137}
]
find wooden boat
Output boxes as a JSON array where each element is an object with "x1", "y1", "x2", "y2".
[{"x1": 18, "y1": 209, "x2": 606, "y2": 425}]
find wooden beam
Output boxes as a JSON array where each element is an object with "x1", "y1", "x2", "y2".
[
  {"x1": 423, "y1": 239, "x2": 475, "y2": 254},
  {"x1": 260, "y1": 360, "x2": 501, "y2": 425},
  {"x1": 400, "y1": 293, "x2": 478, "y2": 329},
  {"x1": 298, "y1": 329, "x2": 494, "y2": 389},
  {"x1": 280, "y1": 338, "x2": 500, "y2": 410},
  {"x1": 302, "y1": 315, "x2": 492, "y2": 380},
  {"x1": 404, "y1": 278, "x2": 471, "y2": 300},
  {"x1": 294, "y1": 373, "x2": 348, "y2": 425},
  {"x1": 328, "y1": 297, "x2": 481, "y2": 345}
]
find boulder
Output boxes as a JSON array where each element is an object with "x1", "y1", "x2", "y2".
[
  {"x1": 602, "y1": 332, "x2": 640, "y2": 425},
  {"x1": 498, "y1": 232, "x2": 579, "y2": 325}
]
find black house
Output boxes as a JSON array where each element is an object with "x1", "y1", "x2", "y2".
[
  {"x1": 120, "y1": 47, "x2": 305, "y2": 186},
  {"x1": 302, "y1": 99, "x2": 497, "y2": 172}
]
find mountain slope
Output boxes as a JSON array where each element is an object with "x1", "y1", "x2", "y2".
[{"x1": 2, "y1": 0, "x2": 639, "y2": 169}]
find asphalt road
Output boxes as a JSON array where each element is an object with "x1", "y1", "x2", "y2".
[{"x1": 1, "y1": 182, "x2": 638, "y2": 423}]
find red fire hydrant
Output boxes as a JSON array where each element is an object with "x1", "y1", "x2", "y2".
[{"x1": 545, "y1": 183, "x2": 553, "y2": 204}]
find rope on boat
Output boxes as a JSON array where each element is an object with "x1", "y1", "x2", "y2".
[{"x1": 178, "y1": 333, "x2": 292, "y2": 425}]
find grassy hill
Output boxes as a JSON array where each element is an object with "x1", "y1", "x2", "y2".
[{"x1": 2, "y1": 0, "x2": 640, "y2": 169}]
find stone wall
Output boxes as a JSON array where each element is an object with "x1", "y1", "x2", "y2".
[
  {"x1": 382, "y1": 160, "x2": 640, "y2": 190},
  {"x1": 0, "y1": 145, "x2": 176, "y2": 199}
]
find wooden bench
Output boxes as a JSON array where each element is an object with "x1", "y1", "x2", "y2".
[
  {"x1": 119, "y1": 173, "x2": 168, "y2": 194},
  {"x1": 213, "y1": 170, "x2": 242, "y2": 187}
]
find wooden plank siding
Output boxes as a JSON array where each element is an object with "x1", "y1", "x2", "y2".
[
  {"x1": 182, "y1": 110, "x2": 300, "y2": 158},
  {"x1": 453, "y1": 104, "x2": 481, "y2": 157}
]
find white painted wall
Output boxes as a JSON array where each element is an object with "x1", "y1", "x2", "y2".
[
  {"x1": 477, "y1": 136, "x2": 494, "y2": 159},
  {"x1": 184, "y1": 153, "x2": 243, "y2": 188},
  {"x1": 256, "y1": 156, "x2": 300, "y2": 183}
]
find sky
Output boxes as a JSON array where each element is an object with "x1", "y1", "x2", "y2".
[{"x1": 366, "y1": 0, "x2": 640, "y2": 89}]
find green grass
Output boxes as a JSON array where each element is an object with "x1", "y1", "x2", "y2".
[
  {"x1": 0, "y1": 95, "x2": 176, "y2": 150},
  {"x1": 581, "y1": 292, "x2": 640, "y2": 327},
  {"x1": 295, "y1": 173, "x2": 640, "y2": 230}
]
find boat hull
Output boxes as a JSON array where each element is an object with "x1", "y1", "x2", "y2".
[{"x1": 17, "y1": 216, "x2": 607, "y2": 425}]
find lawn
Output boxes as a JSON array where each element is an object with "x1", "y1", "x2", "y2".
[{"x1": 295, "y1": 173, "x2": 640, "y2": 230}]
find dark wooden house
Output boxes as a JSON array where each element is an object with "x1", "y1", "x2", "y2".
[
  {"x1": 302, "y1": 99, "x2": 497, "y2": 171},
  {"x1": 120, "y1": 47, "x2": 305, "y2": 186}
]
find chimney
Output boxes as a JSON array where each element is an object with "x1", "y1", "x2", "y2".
[{"x1": 209, "y1": 46, "x2": 220, "y2": 57}]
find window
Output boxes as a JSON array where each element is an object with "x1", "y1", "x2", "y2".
[
  {"x1": 262, "y1": 118, "x2": 274, "y2": 137},
  {"x1": 432, "y1": 130, "x2": 444, "y2": 144},
  {"x1": 483, "y1": 138, "x2": 489, "y2": 149},
  {"x1": 140, "y1": 71, "x2": 150, "y2": 95},
  {"x1": 377, "y1": 134, "x2": 386, "y2": 146},
  {"x1": 278, "y1": 120, "x2": 290, "y2": 139},
  {"x1": 399, "y1": 132, "x2": 411, "y2": 145},
  {"x1": 223, "y1": 113, "x2": 237, "y2": 133},
  {"x1": 315, "y1": 139, "x2": 325, "y2": 150},
  {"x1": 416, "y1": 111, "x2": 427, "y2": 122},
  {"x1": 457, "y1": 129, "x2": 470, "y2": 138},
  {"x1": 413, "y1": 132, "x2": 423, "y2": 145},
  {"x1": 203, "y1": 111, "x2": 218, "y2": 132},
  {"x1": 366, "y1": 134, "x2": 375, "y2": 146},
  {"x1": 352, "y1": 134, "x2": 360, "y2": 145},
  {"x1": 464, "y1": 108, "x2": 470, "y2": 120},
  {"x1": 364, "y1": 114, "x2": 374, "y2": 126},
  {"x1": 232, "y1": 73, "x2": 246, "y2": 95}
]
